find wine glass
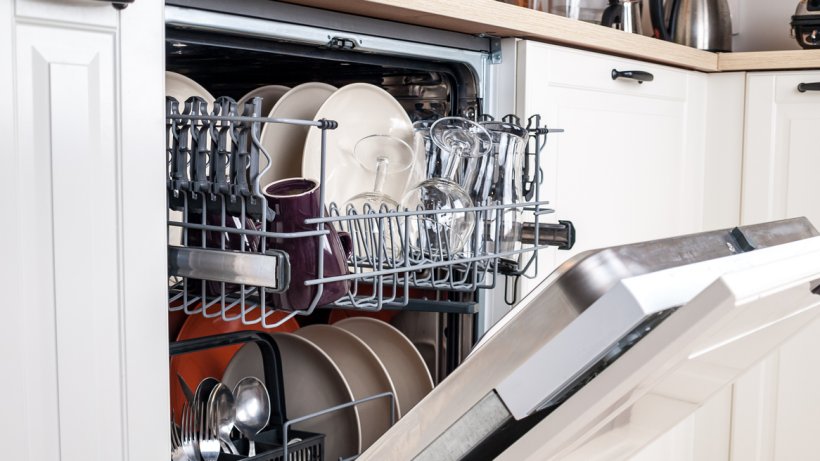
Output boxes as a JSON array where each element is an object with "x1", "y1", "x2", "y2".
[
  {"x1": 480, "y1": 121, "x2": 529, "y2": 267},
  {"x1": 400, "y1": 117, "x2": 493, "y2": 258},
  {"x1": 344, "y1": 135, "x2": 414, "y2": 260}
]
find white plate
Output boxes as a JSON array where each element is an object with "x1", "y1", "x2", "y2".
[
  {"x1": 258, "y1": 82, "x2": 337, "y2": 187},
  {"x1": 301, "y1": 83, "x2": 416, "y2": 207},
  {"x1": 237, "y1": 84, "x2": 290, "y2": 119},
  {"x1": 165, "y1": 72, "x2": 215, "y2": 248},
  {"x1": 222, "y1": 334, "x2": 362, "y2": 461},
  {"x1": 295, "y1": 324, "x2": 399, "y2": 450},
  {"x1": 336, "y1": 317, "x2": 434, "y2": 417}
]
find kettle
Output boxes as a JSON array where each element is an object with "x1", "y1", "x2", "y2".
[
  {"x1": 648, "y1": 0, "x2": 732, "y2": 52},
  {"x1": 601, "y1": 0, "x2": 643, "y2": 34}
]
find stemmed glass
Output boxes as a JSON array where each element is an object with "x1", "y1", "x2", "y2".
[
  {"x1": 480, "y1": 120, "x2": 529, "y2": 267},
  {"x1": 400, "y1": 117, "x2": 493, "y2": 258},
  {"x1": 343, "y1": 135, "x2": 414, "y2": 260}
]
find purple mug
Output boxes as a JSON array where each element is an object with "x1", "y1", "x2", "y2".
[{"x1": 263, "y1": 178, "x2": 352, "y2": 311}]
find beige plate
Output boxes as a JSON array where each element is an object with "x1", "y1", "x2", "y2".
[
  {"x1": 295, "y1": 324, "x2": 399, "y2": 450},
  {"x1": 258, "y1": 82, "x2": 336, "y2": 187},
  {"x1": 301, "y1": 83, "x2": 415, "y2": 207},
  {"x1": 336, "y1": 317, "x2": 434, "y2": 417},
  {"x1": 165, "y1": 71, "x2": 215, "y2": 111},
  {"x1": 221, "y1": 333, "x2": 362, "y2": 461},
  {"x1": 237, "y1": 84, "x2": 290, "y2": 119}
]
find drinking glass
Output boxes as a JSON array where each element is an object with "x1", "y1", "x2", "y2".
[
  {"x1": 401, "y1": 117, "x2": 492, "y2": 257},
  {"x1": 480, "y1": 121, "x2": 529, "y2": 265},
  {"x1": 344, "y1": 135, "x2": 414, "y2": 260}
]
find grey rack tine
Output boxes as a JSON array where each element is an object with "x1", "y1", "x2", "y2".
[{"x1": 282, "y1": 392, "x2": 396, "y2": 461}]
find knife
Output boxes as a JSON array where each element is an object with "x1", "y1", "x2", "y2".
[{"x1": 176, "y1": 373, "x2": 195, "y2": 405}]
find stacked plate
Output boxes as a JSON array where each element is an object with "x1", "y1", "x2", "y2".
[
  {"x1": 221, "y1": 318, "x2": 433, "y2": 461},
  {"x1": 164, "y1": 73, "x2": 422, "y2": 209}
]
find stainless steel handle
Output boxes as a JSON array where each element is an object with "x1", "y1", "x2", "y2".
[
  {"x1": 168, "y1": 246, "x2": 289, "y2": 291},
  {"x1": 520, "y1": 220, "x2": 575, "y2": 250},
  {"x1": 798, "y1": 82, "x2": 820, "y2": 92},
  {"x1": 612, "y1": 69, "x2": 655, "y2": 83}
]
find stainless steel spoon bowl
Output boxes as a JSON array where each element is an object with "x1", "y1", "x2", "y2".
[
  {"x1": 233, "y1": 376, "x2": 271, "y2": 456},
  {"x1": 208, "y1": 382, "x2": 240, "y2": 455}
]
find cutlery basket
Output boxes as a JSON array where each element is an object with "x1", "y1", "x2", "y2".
[
  {"x1": 166, "y1": 96, "x2": 572, "y2": 327},
  {"x1": 170, "y1": 331, "x2": 325, "y2": 460},
  {"x1": 218, "y1": 430, "x2": 324, "y2": 461}
]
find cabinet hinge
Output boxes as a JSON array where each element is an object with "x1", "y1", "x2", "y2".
[{"x1": 486, "y1": 36, "x2": 503, "y2": 64}]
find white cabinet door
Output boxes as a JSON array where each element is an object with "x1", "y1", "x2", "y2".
[
  {"x1": 732, "y1": 70, "x2": 820, "y2": 461},
  {"x1": 0, "y1": 1, "x2": 166, "y2": 460},
  {"x1": 518, "y1": 41, "x2": 707, "y2": 265},
  {"x1": 515, "y1": 42, "x2": 742, "y2": 287},
  {"x1": 741, "y1": 71, "x2": 820, "y2": 226}
]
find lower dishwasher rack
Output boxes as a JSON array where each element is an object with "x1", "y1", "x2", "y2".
[{"x1": 166, "y1": 96, "x2": 573, "y2": 328}]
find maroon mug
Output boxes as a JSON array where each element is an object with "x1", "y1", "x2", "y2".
[{"x1": 263, "y1": 178, "x2": 352, "y2": 311}]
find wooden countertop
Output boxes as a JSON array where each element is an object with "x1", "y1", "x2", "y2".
[{"x1": 283, "y1": 0, "x2": 820, "y2": 73}]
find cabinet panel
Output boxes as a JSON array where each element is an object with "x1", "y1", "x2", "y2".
[
  {"x1": 741, "y1": 71, "x2": 820, "y2": 225},
  {"x1": 118, "y1": 1, "x2": 169, "y2": 460},
  {"x1": 14, "y1": 23, "x2": 122, "y2": 461},
  {"x1": 517, "y1": 41, "x2": 707, "y2": 268}
]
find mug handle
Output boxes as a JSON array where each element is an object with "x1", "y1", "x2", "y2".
[{"x1": 337, "y1": 231, "x2": 354, "y2": 259}]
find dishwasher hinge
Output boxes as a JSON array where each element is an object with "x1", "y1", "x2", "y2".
[{"x1": 484, "y1": 36, "x2": 503, "y2": 64}]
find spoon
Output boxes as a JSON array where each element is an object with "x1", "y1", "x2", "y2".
[
  {"x1": 233, "y1": 376, "x2": 271, "y2": 456},
  {"x1": 193, "y1": 378, "x2": 219, "y2": 460},
  {"x1": 208, "y1": 383, "x2": 240, "y2": 455}
]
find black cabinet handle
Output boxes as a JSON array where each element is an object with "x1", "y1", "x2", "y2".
[
  {"x1": 95, "y1": 0, "x2": 134, "y2": 9},
  {"x1": 798, "y1": 82, "x2": 820, "y2": 93},
  {"x1": 612, "y1": 69, "x2": 655, "y2": 83}
]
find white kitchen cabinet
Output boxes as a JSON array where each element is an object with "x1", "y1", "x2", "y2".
[
  {"x1": 513, "y1": 41, "x2": 743, "y2": 296},
  {"x1": 0, "y1": 1, "x2": 167, "y2": 460},
  {"x1": 741, "y1": 70, "x2": 820, "y2": 226},
  {"x1": 731, "y1": 69, "x2": 820, "y2": 461},
  {"x1": 518, "y1": 40, "x2": 707, "y2": 265}
]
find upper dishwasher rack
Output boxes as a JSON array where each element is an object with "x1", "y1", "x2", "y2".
[{"x1": 166, "y1": 95, "x2": 573, "y2": 328}]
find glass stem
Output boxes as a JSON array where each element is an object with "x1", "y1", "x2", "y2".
[
  {"x1": 444, "y1": 147, "x2": 464, "y2": 183},
  {"x1": 373, "y1": 156, "x2": 389, "y2": 194}
]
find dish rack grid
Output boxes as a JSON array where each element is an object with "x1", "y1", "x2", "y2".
[{"x1": 166, "y1": 96, "x2": 571, "y2": 328}]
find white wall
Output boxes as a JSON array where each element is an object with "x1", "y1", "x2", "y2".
[{"x1": 731, "y1": 0, "x2": 801, "y2": 52}]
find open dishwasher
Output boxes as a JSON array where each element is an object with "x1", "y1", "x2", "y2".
[
  {"x1": 161, "y1": 2, "x2": 820, "y2": 461},
  {"x1": 163, "y1": 1, "x2": 573, "y2": 460}
]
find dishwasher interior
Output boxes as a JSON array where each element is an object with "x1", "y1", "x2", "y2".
[{"x1": 163, "y1": 2, "x2": 572, "y2": 460}]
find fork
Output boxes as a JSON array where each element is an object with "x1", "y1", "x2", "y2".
[
  {"x1": 199, "y1": 402, "x2": 221, "y2": 461},
  {"x1": 181, "y1": 402, "x2": 198, "y2": 461},
  {"x1": 170, "y1": 415, "x2": 187, "y2": 461}
]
